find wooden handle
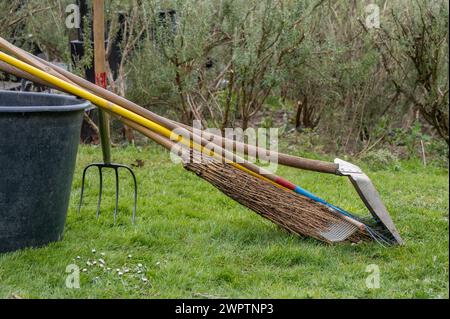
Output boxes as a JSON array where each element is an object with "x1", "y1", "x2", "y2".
[
  {"x1": 175, "y1": 121, "x2": 338, "y2": 174},
  {"x1": 93, "y1": 0, "x2": 111, "y2": 164},
  {"x1": 276, "y1": 153, "x2": 338, "y2": 174},
  {"x1": 93, "y1": 0, "x2": 107, "y2": 88},
  {"x1": 0, "y1": 61, "x2": 56, "y2": 89},
  {"x1": 1, "y1": 36, "x2": 337, "y2": 175},
  {"x1": 0, "y1": 37, "x2": 73, "y2": 85}
]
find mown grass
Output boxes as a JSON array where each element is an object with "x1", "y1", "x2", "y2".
[{"x1": 0, "y1": 144, "x2": 448, "y2": 299}]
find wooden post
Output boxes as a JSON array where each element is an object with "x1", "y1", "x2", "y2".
[{"x1": 93, "y1": 0, "x2": 111, "y2": 163}]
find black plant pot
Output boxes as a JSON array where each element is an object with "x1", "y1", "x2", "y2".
[{"x1": 0, "y1": 91, "x2": 89, "y2": 253}]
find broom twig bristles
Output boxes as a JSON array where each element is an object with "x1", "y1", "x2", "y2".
[
  {"x1": 114, "y1": 119, "x2": 374, "y2": 244},
  {"x1": 184, "y1": 151, "x2": 373, "y2": 244}
]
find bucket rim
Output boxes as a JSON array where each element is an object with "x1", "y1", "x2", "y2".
[{"x1": 0, "y1": 90, "x2": 90, "y2": 113}]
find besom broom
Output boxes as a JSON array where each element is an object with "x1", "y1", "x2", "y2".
[
  {"x1": 118, "y1": 118, "x2": 374, "y2": 244},
  {"x1": 0, "y1": 47, "x2": 400, "y2": 245}
]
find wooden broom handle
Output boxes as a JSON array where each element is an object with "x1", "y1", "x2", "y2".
[
  {"x1": 32, "y1": 52, "x2": 338, "y2": 174},
  {"x1": 0, "y1": 36, "x2": 337, "y2": 175},
  {"x1": 175, "y1": 121, "x2": 338, "y2": 174},
  {"x1": 119, "y1": 120, "x2": 365, "y2": 230}
]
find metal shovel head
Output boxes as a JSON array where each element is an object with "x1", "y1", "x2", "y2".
[{"x1": 334, "y1": 159, "x2": 404, "y2": 245}]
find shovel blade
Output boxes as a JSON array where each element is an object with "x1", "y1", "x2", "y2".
[{"x1": 335, "y1": 159, "x2": 404, "y2": 245}]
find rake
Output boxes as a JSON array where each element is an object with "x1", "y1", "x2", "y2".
[{"x1": 0, "y1": 45, "x2": 402, "y2": 245}]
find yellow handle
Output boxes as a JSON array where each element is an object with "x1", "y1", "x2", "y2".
[{"x1": 0, "y1": 50, "x2": 284, "y2": 189}]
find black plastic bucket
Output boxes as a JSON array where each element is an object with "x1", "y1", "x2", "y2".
[{"x1": 0, "y1": 91, "x2": 89, "y2": 253}]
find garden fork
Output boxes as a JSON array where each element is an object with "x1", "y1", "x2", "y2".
[
  {"x1": 78, "y1": 0, "x2": 137, "y2": 224},
  {"x1": 78, "y1": 161, "x2": 137, "y2": 224}
]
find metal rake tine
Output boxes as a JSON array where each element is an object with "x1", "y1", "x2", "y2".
[
  {"x1": 319, "y1": 221, "x2": 358, "y2": 243},
  {"x1": 365, "y1": 226, "x2": 393, "y2": 247}
]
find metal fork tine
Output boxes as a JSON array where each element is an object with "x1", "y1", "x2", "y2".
[
  {"x1": 96, "y1": 166, "x2": 103, "y2": 219},
  {"x1": 121, "y1": 166, "x2": 138, "y2": 224},
  {"x1": 78, "y1": 164, "x2": 95, "y2": 216},
  {"x1": 77, "y1": 167, "x2": 88, "y2": 216},
  {"x1": 77, "y1": 163, "x2": 137, "y2": 224},
  {"x1": 113, "y1": 167, "x2": 119, "y2": 225}
]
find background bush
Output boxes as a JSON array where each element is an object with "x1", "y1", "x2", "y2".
[{"x1": 0, "y1": 0, "x2": 448, "y2": 165}]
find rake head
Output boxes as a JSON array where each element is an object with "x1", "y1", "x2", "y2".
[{"x1": 319, "y1": 220, "x2": 359, "y2": 243}]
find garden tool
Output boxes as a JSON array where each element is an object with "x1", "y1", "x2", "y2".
[
  {"x1": 77, "y1": 0, "x2": 137, "y2": 224},
  {"x1": 28, "y1": 50, "x2": 402, "y2": 244},
  {"x1": 0, "y1": 50, "x2": 398, "y2": 246},
  {"x1": 170, "y1": 121, "x2": 403, "y2": 244},
  {"x1": 117, "y1": 118, "x2": 376, "y2": 245}
]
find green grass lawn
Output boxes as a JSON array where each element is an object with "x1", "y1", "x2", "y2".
[{"x1": 0, "y1": 144, "x2": 448, "y2": 298}]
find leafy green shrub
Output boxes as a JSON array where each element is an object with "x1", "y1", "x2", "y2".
[
  {"x1": 359, "y1": 149, "x2": 400, "y2": 171},
  {"x1": 427, "y1": 139, "x2": 449, "y2": 168}
]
